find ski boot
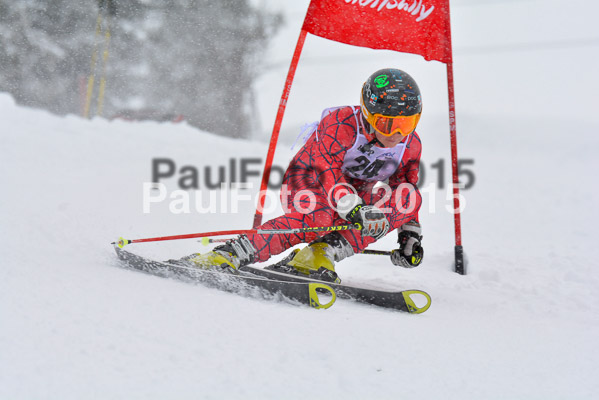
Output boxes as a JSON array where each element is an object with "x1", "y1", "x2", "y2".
[
  {"x1": 167, "y1": 235, "x2": 256, "y2": 274},
  {"x1": 268, "y1": 232, "x2": 354, "y2": 283}
]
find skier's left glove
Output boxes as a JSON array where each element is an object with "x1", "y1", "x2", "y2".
[{"x1": 391, "y1": 221, "x2": 423, "y2": 268}]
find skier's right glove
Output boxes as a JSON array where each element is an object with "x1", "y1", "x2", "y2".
[
  {"x1": 336, "y1": 194, "x2": 389, "y2": 240},
  {"x1": 391, "y1": 221, "x2": 423, "y2": 268},
  {"x1": 346, "y1": 204, "x2": 390, "y2": 240}
]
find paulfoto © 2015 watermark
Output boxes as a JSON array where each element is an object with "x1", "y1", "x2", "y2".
[
  {"x1": 150, "y1": 157, "x2": 476, "y2": 191},
  {"x1": 142, "y1": 165, "x2": 474, "y2": 214},
  {"x1": 143, "y1": 158, "x2": 474, "y2": 216}
]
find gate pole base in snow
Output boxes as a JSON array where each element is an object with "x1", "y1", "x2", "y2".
[{"x1": 455, "y1": 245, "x2": 466, "y2": 275}]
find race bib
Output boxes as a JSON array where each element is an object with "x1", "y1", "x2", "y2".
[{"x1": 342, "y1": 134, "x2": 406, "y2": 182}]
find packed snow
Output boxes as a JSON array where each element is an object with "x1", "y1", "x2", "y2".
[{"x1": 2, "y1": 0, "x2": 599, "y2": 398}]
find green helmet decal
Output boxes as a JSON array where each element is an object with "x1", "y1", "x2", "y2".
[{"x1": 374, "y1": 74, "x2": 389, "y2": 88}]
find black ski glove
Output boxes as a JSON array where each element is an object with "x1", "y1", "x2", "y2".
[{"x1": 391, "y1": 221, "x2": 423, "y2": 268}]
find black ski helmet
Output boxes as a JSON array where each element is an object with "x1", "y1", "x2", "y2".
[{"x1": 360, "y1": 68, "x2": 422, "y2": 136}]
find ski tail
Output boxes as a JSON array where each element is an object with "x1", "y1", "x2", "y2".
[
  {"x1": 401, "y1": 290, "x2": 432, "y2": 314},
  {"x1": 308, "y1": 283, "x2": 336, "y2": 309},
  {"x1": 114, "y1": 245, "x2": 336, "y2": 309}
]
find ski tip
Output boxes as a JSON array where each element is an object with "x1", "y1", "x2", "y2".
[
  {"x1": 402, "y1": 290, "x2": 432, "y2": 314},
  {"x1": 200, "y1": 237, "x2": 212, "y2": 246},
  {"x1": 115, "y1": 237, "x2": 130, "y2": 249}
]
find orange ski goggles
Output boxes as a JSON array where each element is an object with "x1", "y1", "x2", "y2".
[{"x1": 361, "y1": 102, "x2": 421, "y2": 137}]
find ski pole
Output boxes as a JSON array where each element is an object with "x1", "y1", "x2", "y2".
[
  {"x1": 198, "y1": 237, "x2": 394, "y2": 256},
  {"x1": 113, "y1": 223, "x2": 362, "y2": 248},
  {"x1": 361, "y1": 249, "x2": 392, "y2": 256}
]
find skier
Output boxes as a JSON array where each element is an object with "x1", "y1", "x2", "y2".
[{"x1": 185, "y1": 68, "x2": 424, "y2": 282}]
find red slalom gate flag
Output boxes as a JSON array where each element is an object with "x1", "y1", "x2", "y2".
[{"x1": 302, "y1": 0, "x2": 452, "y2": 64}]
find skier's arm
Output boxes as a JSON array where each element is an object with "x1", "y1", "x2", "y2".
[
  {"x1": 388, "y1": 133, "x2": 422, "y2": 222},
  {"x1": 389, "y1": 132, "x2": 422, "y2": 187},
  {"x1": 389, "y1": 159, "x2": 420, "y2": 187},
  {"x1": 310, "y1": 114, "x2": 356, "y2": 209}
]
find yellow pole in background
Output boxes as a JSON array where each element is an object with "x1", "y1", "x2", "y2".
[
  {"x1": 83, "y1": 12, "x2": 103, "y2": 118},
  {"x1": 96, "y1": 19, "x2": 111, "y2": 117},
  {"x1": 84, "y1": 5, "x2": 111, "y2": 118}
]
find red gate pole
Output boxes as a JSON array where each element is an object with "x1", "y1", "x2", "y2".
[
  {"x1": 446, "y1": 61, "x2": 466, "y2": 275},
  {"x1": 252, "y1": 29, "x2": 308, "y2": 228}
]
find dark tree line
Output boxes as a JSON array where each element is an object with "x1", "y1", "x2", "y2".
[{"x1": 0, "y1": 0, "x2": 281, "y2": 138}]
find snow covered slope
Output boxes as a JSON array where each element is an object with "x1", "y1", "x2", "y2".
[
  {"x1": 1, "y1": 87, "x2": 598, "y2": 399},
  {"x1": 2, "y1": 0, "x2": 599, "y2": 397}
]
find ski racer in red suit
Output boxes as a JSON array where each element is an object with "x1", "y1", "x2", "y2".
[{"x1": 188, "y1": 68, "x2": 424, "y2": 282}]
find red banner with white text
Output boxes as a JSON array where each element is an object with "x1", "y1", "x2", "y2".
[{"x1": 302, "y1": 0, "x2": 452, "y2": 63}]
